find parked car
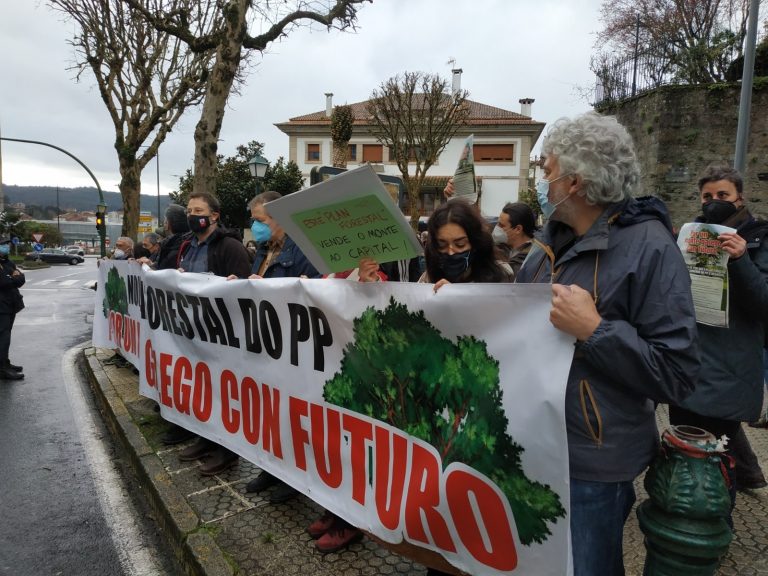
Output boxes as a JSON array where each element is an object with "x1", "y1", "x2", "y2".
[
  {"x1": 65, "y1": 246, "x2": 85, "y2": 257},
  {"x1": 25, "y1": 248, "x2": 84, "y2": 265}
]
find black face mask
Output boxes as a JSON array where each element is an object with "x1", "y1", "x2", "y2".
[
  {"x1": 439, "y1": 250, "x2": 471, "y2": 282},
  {"x1": 702, "y1": 200, "x2": 738, "y2": 224},
  {"x1": 188, "y1": 214, "x2": 212, "y2": 234}
]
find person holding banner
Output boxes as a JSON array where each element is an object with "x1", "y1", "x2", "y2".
[
  {"x1": 246, "y1": 191, "x2": 321, "y2": 280},
  {"x1": 242, "y1": 191, "x2": 322, "y2": 502},
  {"x1": 669, "y1": 165, "x2": 768, "y2": 495},
  {"x1": 0, "y1": 236, "x2": 25, "y2": 381},
  {"x1": 176, "y1": 191, "x2": 252, "y2": 476},
  {"x1": 515, "y1": 112, "x2": 699, "y2": 576},
  {"x1": 419, "y1": 199, "x2": 512, "y2": 289}
]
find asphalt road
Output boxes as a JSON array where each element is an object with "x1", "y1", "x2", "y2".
[{"x1": 0, "y1": 257, "x2": 174, "y2": 576}]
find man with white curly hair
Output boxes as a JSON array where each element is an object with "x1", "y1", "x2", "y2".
[{"x1": 517, "y1": 112, "x2": 700, "y2": 575}]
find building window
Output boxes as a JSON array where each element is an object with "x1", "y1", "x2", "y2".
[
  {"x1": 387, "y1": 146, "x2": 423, "y2": 163},
  {"x1": 362, "y1": 144, "x2": 383, "y2": 163},
  {"x1": 474, "y1": 144, "x2": 515, "y2": 162},
  {"x1": 347, "y1": 144, "x2": 357, "y2": 162},
  {"x1": 306, "y1": 143, "x2": 321, "y2": 163}
]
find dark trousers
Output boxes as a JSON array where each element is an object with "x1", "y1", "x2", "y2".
[{"x1": 0, "y1": 313, "x2": 17, "y2": 363}]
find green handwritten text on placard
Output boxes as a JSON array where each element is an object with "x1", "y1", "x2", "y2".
[{"x1": 291, "y1": 194, "x2": 416, "y2": 271}]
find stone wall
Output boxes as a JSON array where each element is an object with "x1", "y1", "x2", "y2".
[{"x1": 598, "y1": 81, "x2": 768, "y2": 227}]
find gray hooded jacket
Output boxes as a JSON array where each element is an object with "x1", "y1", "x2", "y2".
[{"x1": 516, "y1": 197, "x2": 700, "y2": 482}]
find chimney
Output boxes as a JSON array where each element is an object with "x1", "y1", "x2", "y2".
[
  {"x1": 451, "y1": 69, "x2": 463, "y2": 96},
  {"x1": 519, "y1": 98, "x2": 534, "y2": 117},
  {"x1": 325, "y1": 93, "x2": 334, "y2": 117}
]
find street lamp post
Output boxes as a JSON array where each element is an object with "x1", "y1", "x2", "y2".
[{"x1": 247, "y1": 154, "x2": 269, "y2": 197}]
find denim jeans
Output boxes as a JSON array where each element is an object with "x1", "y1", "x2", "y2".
[{"x1": 570, "y1": 478, "x2": 636, "y2": 576}]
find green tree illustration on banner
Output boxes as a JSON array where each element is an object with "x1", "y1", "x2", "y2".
[
  {"x1": 323, "y1": 299, "x2": 565, "y2": 545},
  {"x1": 102, "y1": 267, "x2": 128, "y2": 318}
]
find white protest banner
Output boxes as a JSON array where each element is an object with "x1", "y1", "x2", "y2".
[
  {"x1": 92, "y1": 259, "x2": 144, "y2": 367},
  {"x1": 265, "y1": 164, "x2": 422, "y2": 274},
  {"x1": 93, "y1": 265, "x2": 574, "y2": 575},
  {"x1": 677, "y1": 222, "x2": 734, "y2": 327}
]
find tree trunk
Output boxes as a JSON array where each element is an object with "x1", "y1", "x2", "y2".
[
  {"x1": 332, "y1": 141, "x2": 348, "y2": 169},
  {"x1": 192, "y1": 0, "x2": 247, "y2": 196},
  {"x1": 119, "y1": 159, "x2": 142, "y2": 240}
]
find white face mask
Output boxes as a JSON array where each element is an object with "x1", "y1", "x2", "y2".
[
  {"x1": 492, "y1": 225, "x2": 508, "y2": 245},
  {"x1": 113, "y1": 248, "x2": 126, "y2": 260}
]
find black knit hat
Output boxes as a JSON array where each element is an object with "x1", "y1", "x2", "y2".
[{"x1": 165, "y1": 204, "x2": 189, "y2": 234}]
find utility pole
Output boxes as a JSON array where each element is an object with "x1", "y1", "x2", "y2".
[{"x1": 734, "y1": 0, "x2": 760, "y2": 174}]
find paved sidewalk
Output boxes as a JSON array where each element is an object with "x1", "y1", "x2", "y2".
[{"x1": 83, "y1": 347, "x2": 768, "y2": 576}]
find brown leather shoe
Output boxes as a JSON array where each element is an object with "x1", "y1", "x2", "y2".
[
  {"x1": 177, "y1": 437, "x2": 212, "y2": 461},
  {"x1": 199, "y1": 447, "x2": 238, "y2": 476}
]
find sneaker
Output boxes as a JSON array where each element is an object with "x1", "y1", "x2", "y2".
[
  {"x1": 199, "y1": 447, "x2": 238, "y2": 476},
  {"x1": 161, "y1": 424, "x2": 196, "y2": 446},
  {"x1": 269, "y1": 481, "x2": 298, "y2": 504},
  {"x1": 315, "y1": 524, "x2": 363, "y2": 553},
  {"x1": 749, "y1": 416, "x2": 768, "y2": 429},
  {"x1": 246, "y1": 472, "x2": 279, "y2": 493},
  {"x1": 307, "y1": 511, "x2": 336, "y2": 539},
  {"x1": 177, "y1": 437, "x2": 213, "y2": 461}
]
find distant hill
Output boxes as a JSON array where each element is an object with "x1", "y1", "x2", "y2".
[{"x1": 0, "y1": 184, "x2": 173, "y2": 217}]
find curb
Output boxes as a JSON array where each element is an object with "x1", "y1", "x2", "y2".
[{"x1": 82, "y1": 347, "x2": 233, "y2": 576}]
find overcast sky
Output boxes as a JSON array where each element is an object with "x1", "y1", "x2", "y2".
[{"x1": 0, "y1": 0, "x2": 602, "y2": 200}]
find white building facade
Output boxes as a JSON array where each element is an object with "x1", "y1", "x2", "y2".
[{"x1": 275, "y1": 71, "x2": 545, "y2": 218}]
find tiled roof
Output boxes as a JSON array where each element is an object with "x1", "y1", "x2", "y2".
[{"x1": 283, "y1": 98, "x2": 539, "y2": 126}]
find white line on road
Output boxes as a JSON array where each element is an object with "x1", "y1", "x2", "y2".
[
  {"x1": 59, "y1": 280, "x2": 79, "y2": 286},
  {"x1": 62, "y1": 344, "x2": 164, "y2": 576}
]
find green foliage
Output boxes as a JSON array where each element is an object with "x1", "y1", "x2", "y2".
[
  {"x1": 102, "y1": 267, "x2": 128, "y2": 318},
  {"x1": 324, "y1": 299, "x2": 565, "y2": 545},
  {"x1": 263, "y1": 156, "x2": 304, "y2": 196},
  {"x1": 15, "y1": 221, "x2": 63, "y2": 247},
  {"x1": 169, "y1": 142, "x2": 304, "y2": 230},
  {"x1": 331, "y1": 104, "x2": 354, "y2": 144}
]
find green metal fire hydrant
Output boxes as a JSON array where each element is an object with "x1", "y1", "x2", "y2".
[{"x1": 637, "y1": 425, "x2": 733, "y2": 575}]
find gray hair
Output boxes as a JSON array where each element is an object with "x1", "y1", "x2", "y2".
[
  {"x1": 541, "y1": 112, "x2": 640, "y2": 205},
  {"x1": 247, "y1": 190, "x2": 282, "y2": 211},
  {"x1": 117, "y1": 236, "x2": 134, "y2": 248},
  {"x1": 143, "y1": 233, "x2": 161, "y2": 247}
]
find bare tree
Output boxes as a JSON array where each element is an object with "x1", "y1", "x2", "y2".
[
  {"x1": 366, "y1": 72, "x2": 469, "y2": 229},
  {"x1": 331, "y1": 104, "x2": 354, "y2": 168},
  {"x1": 593, "y1": 0, "x2": 767, "y2": 85},
  {"x1": 126, "y1": 0, "x2": 370, "y2": 196},
  {"x1": 49, "y1": 0, "x2": 217, "y2": 238}
]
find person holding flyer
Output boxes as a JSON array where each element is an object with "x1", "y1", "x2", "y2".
[{"x1": 669, "y1": 165, "x2": 768, "y2": 496}]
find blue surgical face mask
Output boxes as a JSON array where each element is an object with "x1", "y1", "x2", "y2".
[
  {"x1": 536, "y1": 174, "x2": 571, "y2": 219},
  {"x1": 0, "y1": 244, "x2": 9, "y2": 256},
  {"x1": 251, "y1": 220, "x2": 272, "y2": 243}
]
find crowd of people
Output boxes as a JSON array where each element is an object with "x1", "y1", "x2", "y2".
[{"x1": 92, "y1": 111, "x2": 767, "y2": 576}]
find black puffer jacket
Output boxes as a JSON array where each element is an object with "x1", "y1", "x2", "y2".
[
  {"x1": 155, "y1": 233, "x2": 185, "y2": 271},
  {"x1": 0, "y1": 257, "x2": 25, "y2": 314}
]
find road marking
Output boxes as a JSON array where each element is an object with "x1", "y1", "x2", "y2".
[
  {"x1": 62, "y1": 344, "x2": 164, "y2": 576},
  {"x1": 60, "y1": 280, "x2": 79, "y2": 286}
]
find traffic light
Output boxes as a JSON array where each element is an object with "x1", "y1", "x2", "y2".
[{"x1": 95, "y1": 206, "x2": 106, "y2": 233}]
